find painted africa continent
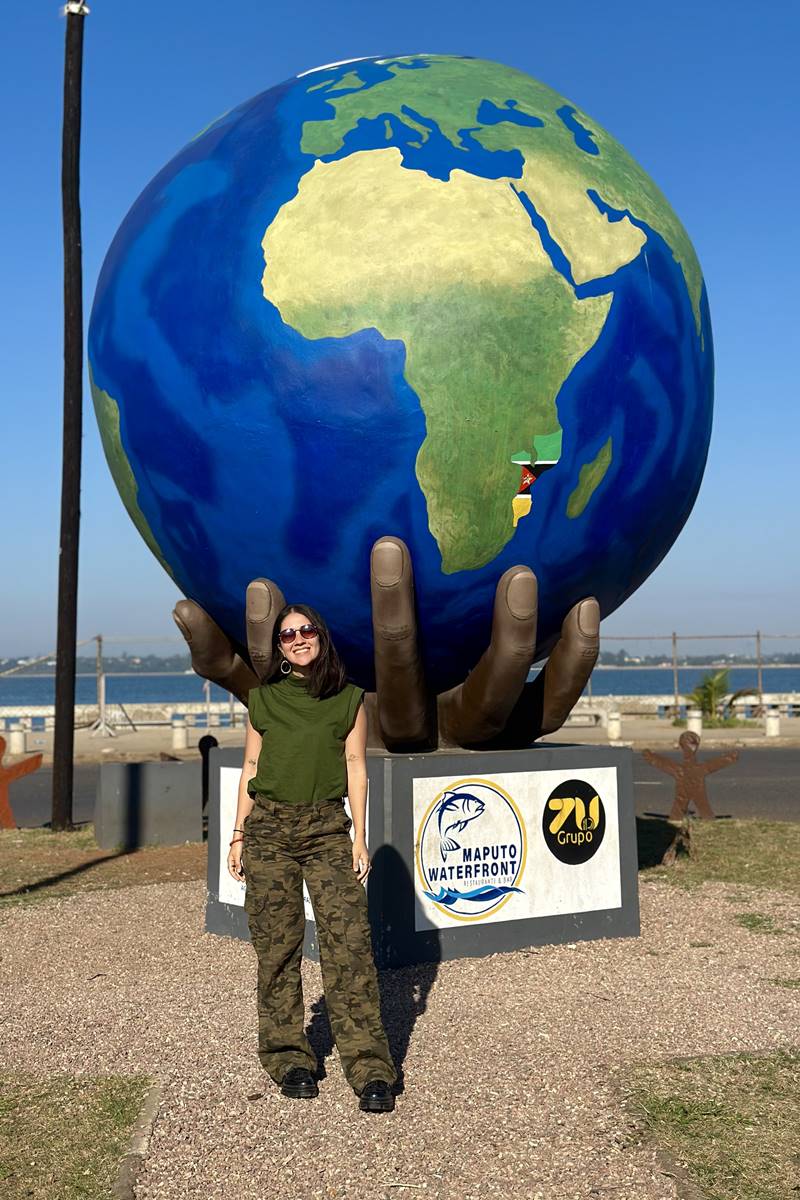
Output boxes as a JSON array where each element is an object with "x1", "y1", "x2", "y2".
[
  {"x1": 262, "y1": 149, "x2": 610, "y2": 572},
  {"x1": 262, "y1": 56, "x2": 702, "y2": 572}
]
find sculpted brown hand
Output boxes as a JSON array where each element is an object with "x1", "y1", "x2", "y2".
[{"x1": 173, "y1": 538, "x2": 600, "y2": 749}]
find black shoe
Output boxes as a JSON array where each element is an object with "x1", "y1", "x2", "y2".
[
  {"x1": 280, "y1": 1067, "x2": 318, "y2": 1099},
  {"x1": 358, "y1": 1079, "x2": 395, "y2": 1113}
]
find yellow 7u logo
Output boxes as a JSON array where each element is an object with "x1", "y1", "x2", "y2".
[{"x1": 547, "y1": 794, "x2": 600, "y2": 835}]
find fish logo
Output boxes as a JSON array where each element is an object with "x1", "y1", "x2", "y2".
[
  {"x1": 436, "y1": 790, "x2": 485, "y2": 860},
  {"x1": 416, "y1": 777, "x2": 527, "y2": 923}
]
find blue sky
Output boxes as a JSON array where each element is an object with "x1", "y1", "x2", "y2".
[{"x1": 1, "y1": 0, "x2": 798, "y2": 657}]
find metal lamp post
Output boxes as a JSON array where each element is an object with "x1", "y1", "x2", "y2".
[{"x1": 52, "y1": 1, "x2": 90, "y2": 830}]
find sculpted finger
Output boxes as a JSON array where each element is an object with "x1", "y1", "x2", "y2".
[
  {"x1": 246, "y1": 578, "x2": 286, "y2": 681},
  {"x1": 172, "y1": 599, "x2": 258, "y2": 704},
  {"x1": 438, "y1": 567, "x2": 538, "y2": 746},
  {"x1": 370, "y1": 537, "x2": 433, "y2": 749},
  {"x1": 500, "y1": 597, "x2": 599, "y2": 744},
  {"x1": 172, "y1": 598, "x2": 233, "y2": 676},
  {"x1": 537, "y1": 598, "x2": 600, "y2": 734},
  {"x1": 361, "y1": 692, "x2": 388, "y2": 750}
]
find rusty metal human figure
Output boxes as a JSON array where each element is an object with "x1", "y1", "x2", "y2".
[
  {"x1": 642, "y1": 731, "x2": 739, "y2": 820},
  {"x1": 0, "y1": 735, "x2": 43, "y2": 830}
]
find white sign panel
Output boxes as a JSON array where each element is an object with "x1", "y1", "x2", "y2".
[
  {"x1": 413, "y1": 768, "x2": 620, "y2": 931},
  {"x1": 217, "y1": 766, "x2": 363, "y2": 924},
  {"x1": 218, "y1": 767, "x2": 247, "y2": 908}
]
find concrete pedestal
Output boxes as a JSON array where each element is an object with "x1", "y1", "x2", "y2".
[{"x1": 206, "y1": 744, "x2": 639, "y2": 967}]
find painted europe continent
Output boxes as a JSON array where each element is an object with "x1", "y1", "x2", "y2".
[{"x1": 262, "y1": 148, "x2": 610, "y2": 573}]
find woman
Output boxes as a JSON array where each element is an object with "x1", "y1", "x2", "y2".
[{"x1": 227, "y1": 603, "x2": 397, "y2": 1113}]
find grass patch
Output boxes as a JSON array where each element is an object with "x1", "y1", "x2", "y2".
[
  {"x1": 671, "y1": 715, "x2": 758, "y2": 724},
  {"x1": 0, "y1": 826, "x2": 206, "y2": 910},
  {"x1": 671, "y1": 717, "x2": 757, "y2": 728},
  {"x1": 0, "y1": 1073, "x2": 154, "y2": 1199},
  {"x1": 734, "y1": 912, "x2": 785, "y2": 935},
  {"x1": 637, "y1": 817, "x2": 800, "y2": 895},
  {"x1": 627, "y1": 1050, "x2": 800, "y2": 1200},
  {"x1": 766, "y1": 977, "x2": 800, "y2": 989}
]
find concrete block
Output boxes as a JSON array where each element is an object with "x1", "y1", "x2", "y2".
[
  {"x1": 8, "y1": 723, "x2": 25, "y2": 755},
  {"x1": 687, "y1": 707, "x2": 703, "y2": 735},
  {"x1": 95, "y1": 761, "x2": 203, "y2": 849},
  {"x1": 171, "y1": 717, "x2": 188, "y2": 751}
]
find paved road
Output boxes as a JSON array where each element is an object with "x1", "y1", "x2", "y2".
[
  {"x1": 12, "y1": 765, "x2": 100, "y2": 828},
  {"x1": 7, "y1": 748, "x2": 799, "y2": 827}
]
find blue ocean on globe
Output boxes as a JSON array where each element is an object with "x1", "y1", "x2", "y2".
[{"x1": 88, "y1": 54, "x2": 713, "y2": 693}]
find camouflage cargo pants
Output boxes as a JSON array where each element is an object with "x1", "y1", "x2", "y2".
[{"x1": 241, "y1": 795, "x2": 397, "y2": 1094}]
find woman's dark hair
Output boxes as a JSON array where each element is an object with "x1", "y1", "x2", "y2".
[{"x1": 264, "y1": 602, "x2": 347, "y2": 699}]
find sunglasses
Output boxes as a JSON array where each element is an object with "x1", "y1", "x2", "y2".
[{"x1": 278, "y1": 623, "x2": 319, "y2": 645}]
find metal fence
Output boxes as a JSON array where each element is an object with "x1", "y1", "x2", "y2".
[
  {"x1": 595, "y1": 632, "x2": 800, "y2": 711},
  {"x1": 2, "y1": 631, "x2": 799, "y2": 719}
]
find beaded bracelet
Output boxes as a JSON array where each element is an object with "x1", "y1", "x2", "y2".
[{"x1": 229, "y1": 836, "x2": 245, "y2": 846}]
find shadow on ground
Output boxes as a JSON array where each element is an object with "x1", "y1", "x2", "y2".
[{"x1": 636, "y1": 815, "x2": 679, "y2": 869}]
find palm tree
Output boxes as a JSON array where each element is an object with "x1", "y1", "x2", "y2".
[{"x1": 688, "y1": 669, "x2": 729, "y2": 720}]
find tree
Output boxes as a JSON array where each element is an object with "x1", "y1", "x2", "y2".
[{"x1": 688, "y1": 669, "x2": 729, "y2": 720}]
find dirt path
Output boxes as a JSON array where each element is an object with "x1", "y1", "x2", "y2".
[{"x1": 1, "y1": 878, "x2": 797, "y2": 1199}]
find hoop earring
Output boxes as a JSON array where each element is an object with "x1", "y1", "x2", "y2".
[{"x1": 280, "y1": 658, "x2": 292, "y2": 675}]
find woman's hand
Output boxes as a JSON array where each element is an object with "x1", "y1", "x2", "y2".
[
  {"x1": 228, "y1": 839, "x2": 246, "y2": 883},
  {"x1": 352, "y1": 836, "x2": 370, "y2": 884}
]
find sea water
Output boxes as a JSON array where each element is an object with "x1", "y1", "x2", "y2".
[{"x1": 1, "y1": 667, "x2": 799, "y2": 708}]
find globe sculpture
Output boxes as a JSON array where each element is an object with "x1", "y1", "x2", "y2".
[{"x1": 89, "y1": 54, "x2": 713, "y2": 694}]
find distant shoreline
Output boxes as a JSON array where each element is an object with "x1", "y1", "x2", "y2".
[
  {"x1": 1, "y1": 666, "x2": 799, "y2": 706},
  {"x1": 3, "y1": 659, "x2": 799, "y2": 677}
]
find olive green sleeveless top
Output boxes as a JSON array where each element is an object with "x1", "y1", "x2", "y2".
[{"x1": 247, "y1": 674, "x2": 365, "y2": 806}]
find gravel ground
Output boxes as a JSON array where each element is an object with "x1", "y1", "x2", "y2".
[{"x1": 1, "y1": 879, "x2": 798, "y2": 1200}]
